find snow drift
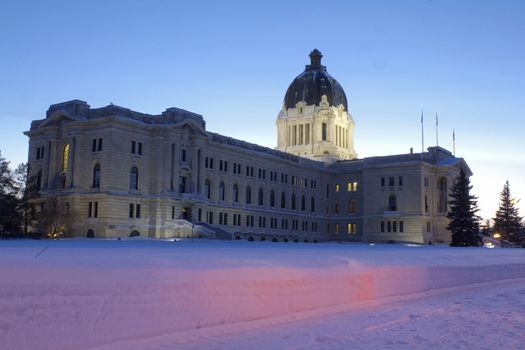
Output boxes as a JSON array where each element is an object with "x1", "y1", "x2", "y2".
[{"x1": 1, "y1": 240, "x2": 524, "y2": 350}]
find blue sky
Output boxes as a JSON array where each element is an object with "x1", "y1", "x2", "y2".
[{"x1": 1, "y1": 0, "x2": 524, "y2": 221}]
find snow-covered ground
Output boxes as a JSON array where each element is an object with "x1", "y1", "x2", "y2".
[{"x1": 1, "y1": 239, "x2": 524, "y2": 350}]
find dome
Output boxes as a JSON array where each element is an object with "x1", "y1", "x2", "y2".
[{"x1": 284, "y1": 49, "x2": 348, "y2": 110}]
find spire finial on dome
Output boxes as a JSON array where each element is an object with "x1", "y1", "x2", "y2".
[{"x1": 309, "y1": 49, "x2": 323, "y2": 67}]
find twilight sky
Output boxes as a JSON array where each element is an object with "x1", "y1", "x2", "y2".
[{"x1": 0, "y1": 0, "x2": 524, "y2": 221}]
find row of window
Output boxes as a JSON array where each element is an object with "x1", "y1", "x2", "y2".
[
  {"x1": 92, "y1": 138, "x2": 102, "y2": 152},
  {"x1": 204, "y1": 156, "x2": 317, "y2": 188},
  {"x1": 381, "y1": 176, "x2": 403, "y2": 187},
  {"x1": 204, "y1": 180, "x2": 317, "y2": 212},
  {"x1": 204, "y1": 210, "x2": 320, "y2": 232},
  {"x1": 334, "y1": 181, "x2": 358, "y2": 192},
  {"x1": 380, "y1": 221, "x2": 404, "y2": 233},
  {"x1": 334, "y1": 223, "x2": 357, "y2": 234},
  {"x1": 334, "y1": 200, "x2": 357, "y2": 214}
]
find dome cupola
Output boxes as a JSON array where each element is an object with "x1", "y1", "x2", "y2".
[{"x1": 283, "y1": 49, "x2": 348, "y2": 110}]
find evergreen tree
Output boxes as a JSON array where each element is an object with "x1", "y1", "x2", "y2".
[
  {"x1": 493, "y1": 181, "x2": 522, "y2": 243},
  {"x1": 0, "y1": 151, "x2": 22, "y2": 234},
  {"x1": 447, "y1": 168, "x2": 481, "y2": 246},
  {"x1": 15, "y1": 163, "x2": 39, "y2": 234}
]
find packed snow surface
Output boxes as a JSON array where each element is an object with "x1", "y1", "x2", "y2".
[{"x1": 1, "y1": 239, "x2": 524, "y2": 350}]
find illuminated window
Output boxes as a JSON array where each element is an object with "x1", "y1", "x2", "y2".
[
  {"x1": 335, "y1": 223, "x2": 339, "y2": 234},
  {"x1": 62, "y1": 144, "x2": 69, "y2": 172},
  {"x1": 347, "y1": 223, "x2": 356, "y2": 234},
  {"x1": 335, "y1": 184, "x2": 340, "y2": 192},
  {"x1": 353, "y1": 181, "x2": 358, "y2": 191}
]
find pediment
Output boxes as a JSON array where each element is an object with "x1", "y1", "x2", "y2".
[
  {"x1": 174, "y1": 119, "x2": 207, "y2": 136},
  {"x1": 39, "y1": 110, "x2": 78, "y2": 127}
]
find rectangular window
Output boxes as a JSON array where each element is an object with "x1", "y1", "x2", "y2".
[
  {"x1": 381, "y1": 177, "x2": 385, "y2": 187},
  {"x1": 179, "y1": 176, "x2": 186, "y2": 193},
  {"x1": 138, "y1": 142, "x2": 143, "y2": 155},
  {"x1": 129, "y1": 203, "x2": 134, "y2": 218},
  {"x1": 348, "y1": 200, "x2": 356, "y2": 214},
  {"x1": 335, "y1": 184, "x2": 340, "y2": 192},
  {"x1": 94, "y1": 202, "x2": 98, "y2": 218},
  {"x1": 399, "y1": 221, "x2": 404, "y2": 232},
  {"x1": 322, "y1": 123, "x2": 327, "y2": 141},
  {"x1": 427, "y1": 221, "x2": 431, "y2": 232},
  {"x1": 181, "y1": 149, "x2": 187, "y2": 162},
  {"x1": 224, "y1": 161, "x2": 228, "y2": 172},
  {"x1": 335, "y1": 223, "x2": 339, "y2": 234},
  {"x1": 88, "y1": 202, "x2": 92, "y2": 218},
  {"x1": 136, "y1": 204, "x2": 141, "y2": 218},
  {"x1": 381, "y1": 221, "x2": 385, "y2": 232},
  {"x1": 387, "y1": 221, "x2": 392, "y2": 232},
  {"x1": 224, "y1": 213, "x2": 228, "y2": 226},
  {"x1": 198, "y1": 208, "x2": 202, "y2": 221},
  {"x1": 389, "y1": 177, "x2": 395, "y2": 186},
  {"x1": 335, "y1": 203, "x2": 339, "y2": 214},
  {"x1": 97, "y1": 138, "x2": 102, "y2": 152},
  {"x1": 92, "y1": 139, "x2": 97, "y2": 152},
  {"x1": 171, "y1": 206, "x2": 175, "y2": 219},
  {"x1": 398, "y1": 176, "x2": 403, "y2": 186},
  {"x1": 393, "y1": 221, "x2": 397, "y2": 232},
  {"x1": 131, "y1": 141, "x2": 136, "y2": 154},
  {"x1": 208, "y1": 211, "x2": 214, "y2": 224}
]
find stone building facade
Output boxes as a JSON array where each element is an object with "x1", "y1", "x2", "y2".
[{"x1": 24, "y1": 50, "x2": 470, "y2": 243}]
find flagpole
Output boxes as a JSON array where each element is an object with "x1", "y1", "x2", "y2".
[
  {"x1": 435, "y1": 113, "x2": 439, "y2": 147},
  {"x1": 421, "y1": 109, "x2": 424, "y2": 154},
  {"x1": 453, "y1": 129, "x2": 456, "y2": 156}
]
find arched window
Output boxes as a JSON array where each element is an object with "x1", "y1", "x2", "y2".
[
  {"x1": 310, "y1": 196, "x2": 315, "y2": 212},
  {"x1": 388, "y1": 195, "x2": 397, "y2": 211},
  {"x1": 258, "y1": 188, "x2": 264, "y2": 206},
  {"x1": 233, "y1": 184, "x2": 239, "y2": 202},
  {"x1": 301, "y1": 195, "x2": 306, "y2": 211},
  {"x1": 204, "y1": 179, "x2": 211, "y2": 199},
  {"x1": 281, "y1": 192, "x2": 286, "y2": 209},
  {"x1": 130, "y1": 230, "x2": 140, "y2": 237},
  {"x1": 93, "y1": 164, "x2": 101, "y2": 188},
  {"x1": 130, "y1": 167, "x2": 138, "y2": 190},
  {"x1": 270, "y1": 190, "x2": 275, "y2": 207},
  {"x1": 219, "y1": 181, "x2": 225, "y2": 201},
  {"x1": 62, "y1": 144, "x2": 69, "y2": 172},
  {"x1": 322, "y1": 123, "x2": 327, "y2": 141},
  {"x1": 246, "y1": 186, "x2": 252, "y2": 204},
  {"x1": 291, "y1": 194, "x2": 296, "y2": 210}
]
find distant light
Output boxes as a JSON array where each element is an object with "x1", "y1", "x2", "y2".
[
  {"x1": 484, "y1": 242, "x2": 495, "y2": 249},
  {"x1": 493, "y1": 233, "x2": 501, "y2": 239},
  {"x1": 369, "y1": 243, "x2": 375, "y2": 246}
]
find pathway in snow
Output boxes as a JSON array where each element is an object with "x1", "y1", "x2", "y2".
[{"x1": 92, "y1": 278, "x2": 525, "y2": 350}]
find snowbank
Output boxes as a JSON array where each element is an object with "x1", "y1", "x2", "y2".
[{"x1": 1, "y1": 240, "x2": 524, "y2": 350}]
